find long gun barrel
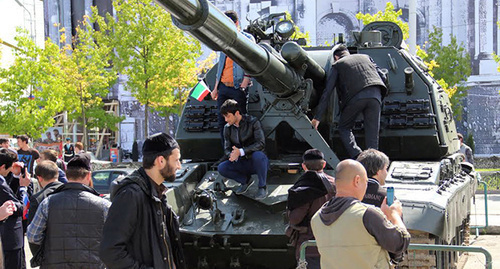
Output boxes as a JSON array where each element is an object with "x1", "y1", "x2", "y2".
[{"x1": 155, "y1": 0, "x2": 302, "y2": 97}]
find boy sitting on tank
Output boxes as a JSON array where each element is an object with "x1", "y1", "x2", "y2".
[{"x1": 217, "y1": 99, "x2": 269, "y2": 200}]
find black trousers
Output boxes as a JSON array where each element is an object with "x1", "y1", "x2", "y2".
[
  {"x1": 338, "y1": 98, "x2": 381, "y2": 158},
  {"x1": 4, "y1": 248, "x2": 25, "y2": 269}
]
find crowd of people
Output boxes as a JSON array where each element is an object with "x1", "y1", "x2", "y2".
[{"x1": 0, "y1": 133, "x2": 184, "y2": 269}]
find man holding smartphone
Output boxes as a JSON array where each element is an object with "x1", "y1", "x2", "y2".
[
  {"x1": 356, "y1": 149, "x2": 391, "y2": 207},
  {"x1": 0, "y1": 149, "x2": 31, "y2": 269},
  {"x1": 311, "y1": 160, "x2": 410, "y2": 269}
]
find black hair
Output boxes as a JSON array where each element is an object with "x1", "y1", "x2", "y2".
[
  {"x1": 66, "y1": 167, "x2": 90, "y2": 181},
  {"x1": 333, "y1": 45, "x2": 348, "y2": 57},
  {"x1": 302, "y1": 149, "x2": 326, "y2": 171},
  {"x1": 143, "y1": 149, "x2": 177, "y2": 169},
  {"x1": 224, "y1": 10, "x2": 239, "y2": 23},
  {"x1": 0, "y1": 148, "x2": 18, "y2": 169},
  {"x1": 303, "y1": 159, "x2": 326, "y2": 171},
  {"x1": 17, "y1": 135, "x2": 29, "y2": 143},
  {"x1": 220, "y1": 99, "x2": 241, "y2": 116},
  {"x1": 356, "y1": 149, "x2": 389, "y2": 178},
  {"x1": 0, "y1": 138, "x2": 8, "y2": 144}
]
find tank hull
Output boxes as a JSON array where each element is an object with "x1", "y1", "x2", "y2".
[{"x1": 156, "y1": 1, "x2": 477, "y2": 268}]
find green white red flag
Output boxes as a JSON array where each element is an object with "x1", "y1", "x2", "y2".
[{"x1": 190, "y1": 80, "x2": 211, "y2": 101}]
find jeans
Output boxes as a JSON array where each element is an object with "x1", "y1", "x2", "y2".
[{"x1": 218, "y1": 151, "x2": 268, "y2": 188}]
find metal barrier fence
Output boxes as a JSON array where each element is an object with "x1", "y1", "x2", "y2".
[
  {"x1": 298, "y1": 241, "x2": 493, "y2": 269},
  {"x1": 471, "y1": 180, "x2": 489, "y2": 237}
]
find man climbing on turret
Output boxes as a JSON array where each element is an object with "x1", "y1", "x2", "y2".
[{"x1": 311, "y1": 45, "x2": 387, "y2": 159}]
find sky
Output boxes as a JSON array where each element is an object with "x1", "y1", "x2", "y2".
[{"x1": 0, "y1": 0, "x2": 45, "y2": 68}]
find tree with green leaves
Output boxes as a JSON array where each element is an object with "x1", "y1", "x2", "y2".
[
  {"x1": 94, "y1": 0, "x2": 201, "y2": 137},
  {"x1": 356, "y1": 2, "x2": 409, "y2": 40},
  {"x1": 60, "y1": 17, "x2": 123, "y2": 150},
  {"x1": 0, "y1": 29, "x2": 67, "y2": 138},
  {"x1": 356, "y1": 2, "x2": 471, "y2": 118},
  {"x1": 416, "y1": 26, "x2": 471, "y2": 118},
  {"x1": 492, "y1": 22, "x2": 500, "y2": 74}
]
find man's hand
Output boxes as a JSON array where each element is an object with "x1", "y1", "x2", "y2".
[
  {"x1": 211, "y1": 87, "x2": 218, "y2": 100},
  {"x1": 11, "y1": 161, "x2": 24, "y2": 176},
  {"x1": 381, "y1": 197, "x2": 403, "y2": 223},
  {"x1": 229, "y1": 146, "x2": 241, "y2": 162},
  {"x1": 0, "y1": 200, "x2": 16, "y2": 221},
  {"x1": 19, "y1": 168, "x2": 31, "y2": 187},
  {"x1": 311, "y1": 119, "x2": 320, "y2": 130}
]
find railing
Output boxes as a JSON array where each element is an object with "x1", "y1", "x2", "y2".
[
  {"x1": 298, "y1": 241, "x2": 493, "y2": 269},
  {"x1": 471, "y1": 180, "x2": 489, "y2": 237}
]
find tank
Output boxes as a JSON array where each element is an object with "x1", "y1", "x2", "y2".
[{"x1": 155, "y1": 1, "x2": 478, "y2": 268}]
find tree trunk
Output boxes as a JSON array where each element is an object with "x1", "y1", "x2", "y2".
[
  {"x1": 144, "y1": 102, "x2": 149, "y2": 139},
  {"x1": 165, "y1": 113, "x2": 170, "y2": 134},
  {"x1": 82, "y1": 104, "x2": 88, "y2": 151},
  {"x1": 80, "y1": 86, "x2": 88, "y2": 151}
]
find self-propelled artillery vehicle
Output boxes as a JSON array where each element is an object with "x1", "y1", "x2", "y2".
[{"x1": 155, "y1": 0, "x2": 478, "y2": 268}]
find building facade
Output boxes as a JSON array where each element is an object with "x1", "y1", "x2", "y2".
[
  {"x1": 43, "y1": 0, "x2": 500, "y2": 155},
  {"x1": 212, "y1": 0, "x2": 500, "y2": 155}
]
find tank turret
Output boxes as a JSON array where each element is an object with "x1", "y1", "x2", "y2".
[{"x1": 156, "y1": 1, "x2": 477, "y2": 268}]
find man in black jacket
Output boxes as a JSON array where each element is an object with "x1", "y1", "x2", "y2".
[
  {"x1": 311, "y1": 45, "x2": 387, "y2": 158},
  {"x1": 357, "y1": 148, "x2": 405, "y2": 264},
  {"x1": 27, "y1": 154, "x2": 110, "y2": 268},
  {"x1": 27, "y1": 161, "x2": 63, "y2": 256},
  {"x1": 100, "y1": 133, "x2": 185, "y2": 269},
  {"x1": 357, "y1": 149, "x2": 390, "y2": 208},
  {"x1": 0, "y1": 148, "x2": 30, "y2": 269},
  {"x1": 286, "y1": 149, "x2": 335, "y2": 268},
  {"x1": 217, "y1": 99, "x2": 269, "y2": 200}
]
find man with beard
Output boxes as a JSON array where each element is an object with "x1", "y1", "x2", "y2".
[{"x1": 100, "y1": 133, "x2": 185, "y2": 269}]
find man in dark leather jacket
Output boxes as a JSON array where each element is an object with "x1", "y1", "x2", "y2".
[
  {"x1": 100, "y1": 133, "x2": 185, "y2": 269},
  {"x1": 217, "y1": 99, "x2": 269, "y2": 200}
]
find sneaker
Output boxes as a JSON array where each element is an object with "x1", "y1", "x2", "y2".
[
  {"x1": 255, "y1": 187, "x2": 267, "y2": 200},
  {"x1": 234, "y1": 179, "x2": 253, "y2": 195}
]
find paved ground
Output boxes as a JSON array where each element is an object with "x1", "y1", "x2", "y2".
[{"x1": 462, "y1": 193, "x2": 500, "y2": 269}]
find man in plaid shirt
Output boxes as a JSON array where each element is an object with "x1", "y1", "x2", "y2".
[{"x1": 27, "y1": 154, "x2": 110, "y2": 268}]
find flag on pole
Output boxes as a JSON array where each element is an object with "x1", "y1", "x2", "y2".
[{"x1": 190, "y1": 80, "x2": 211, "y2": 101}]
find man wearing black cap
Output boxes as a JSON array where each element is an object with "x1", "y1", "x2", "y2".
[
  {"x1": 286, "y1": 149, "x2": 335, "y2": 269},
  {"x1": 311, "y1": 45, "x2": 387, "y2": 159},
  {"x1": 100, "y1": 133, "x2": 185, "y2": 269},
  {"x1": 27, "y1": 153, "x2": 110, "y2": 268}
]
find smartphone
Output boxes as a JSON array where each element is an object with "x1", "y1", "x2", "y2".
[
  {"x1": 386, "y1": 187, "x2": 394, "y2": 206},
  {"x1": 21, "y1": 167, "x2": 27, "y2": 177}
]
